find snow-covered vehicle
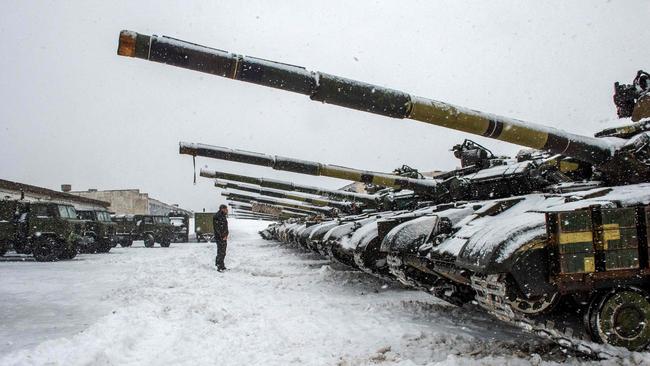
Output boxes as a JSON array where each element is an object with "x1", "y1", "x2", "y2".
[
  {"x1": 111, "y1": 214, "x2": 173, "y2": 247},
  {"x1": 0, "y1": 200, "x2": 93, "y2": 261},
  {"x1": 194, "y1": 212, "x2": 215, "y2": 242},
  {"x1": 76, "y1": 209, "x2": 116, "y2": 253},
  {"x1": 168, "y1": 212, "x2": 189, "y2": 243},
  {"x1": 118, "y1": 30, "x2": 650, "y2": 353}
]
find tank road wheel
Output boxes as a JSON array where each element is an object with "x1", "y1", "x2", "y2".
[
  {"x1": 508, "y1": 291, "x2": 560, "y2": 316},
  {"x1": 588, "y1": 288, "x2": 650, "y2": 351},
  {"x1": 33, "y1": 237, "x2": 59, "y2": 262},
  {"x1": 144, "y1": 234, "x2": 155, "y2": 248}
]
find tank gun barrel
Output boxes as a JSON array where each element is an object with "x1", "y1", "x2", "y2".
[
  {"x1": 229, "y1": 203, "x2": 307, "y2": 218},
  {"x1": 201, "y1": 168, "x2": 378, "y2": 205},
  {"x1": 226, "y1": 196, "x2": 319, "y2": 216},
  {"x1": 222, "y1": 191, "x2": 334, "y2": 216},
  {"x1": 215, "y1": 179, "x2": 351, "y2": 210},
  {"x1": 229, "y1": 205, "x2": 303, "y2": 220},
  {"x1": 120, "y1": 30, "x2": 614, "y2": 166},
  {"x1": 231, "y1": 211, "x2": 277, "y2": 221},
  {"x1": 180, "y1": 142, "x2": 439, "y2": 193}
]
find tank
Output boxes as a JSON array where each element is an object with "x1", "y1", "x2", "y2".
[{"x1": 118, "y1": 30, "x2": 650, "y2": 354}]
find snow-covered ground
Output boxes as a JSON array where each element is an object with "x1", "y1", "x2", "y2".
[{"x1": 0, "y1": 219, "x2": 644, "y2": 365}]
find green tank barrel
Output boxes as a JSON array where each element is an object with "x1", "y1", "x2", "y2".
[
  {"x1": 229, "y1": 206, "x2": 286, "y2": 219},
  {"x1": 229, "y1": 204, "x2": 307, "y2": 218},
  {"x1": 222, "y1": 192, "x2": 331, "y2": 215},
  {"x1": 214, "y1": 179, "x2": 352, "y2": 210},
  {"x1": 231, "y1": 212, "x2": 276, "y2": 221},
  {"x1": 201, "y1": 168, "x2": 378, "y2": 205},
  {"x1": 119, "y1": 30, "x2": 614, "y2": 166},
  {"x1": 225, "y1": 196, "x2": 320, "y2": 216},
  {"x1": 229, "y1": 204, "x2": 307, "y2": 219},
  {"x1": 180, "y1": 142, "x2": 439, "y2": 194}
]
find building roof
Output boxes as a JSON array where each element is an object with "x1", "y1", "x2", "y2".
[{"x1": 0, "y1": 179, "x2": 110, "y2": 207}]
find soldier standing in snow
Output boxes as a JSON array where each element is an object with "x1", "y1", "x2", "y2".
[{"x1": 213, "y1": 204, "x2": 229, "y2": 272}]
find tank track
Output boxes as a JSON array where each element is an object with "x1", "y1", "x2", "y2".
[
  {"x1": 470, "y1": 274, "x2": 634, "y2": 360},
  {"x1": 387, "y1": 254, "x2": 469, "y2": 306},
  {"x1": 387, "y1": 254, "x2": 432, "y2": 291},
  {"x1": 353, "y1": 251, "x2": 395, "y2": 282}
]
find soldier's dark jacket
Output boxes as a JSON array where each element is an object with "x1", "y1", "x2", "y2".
[{"x1": 213, "y1": 211, "x2": 228, "y2": 242}]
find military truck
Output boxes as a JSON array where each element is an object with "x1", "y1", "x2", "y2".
[
  {"x1": 194, "y1": 212, "x2": 215, "y2": 242},
  {"x1": 0, "y1": 200, "x2": 94, "y2": 261},
  {"x1": 77, "y1": 209, "x2": 116, "y2": 253},
  {"x1": 168, "y1": 212, "x2": 190, "y2": 243},
  {"x1": 111, "y1": 214, "x2": 173, "y2": 247},
  {"x1": 112, "y1": 214, "x2": 136, "y2": 247}
]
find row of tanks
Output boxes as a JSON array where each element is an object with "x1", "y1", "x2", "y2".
[{"x1": 117, "y1": 30, "x2": 650, "y2": 355}]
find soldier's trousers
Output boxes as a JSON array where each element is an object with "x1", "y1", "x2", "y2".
[{"x1": 215, "y1": 240, "x2": 227, "y2": 269}]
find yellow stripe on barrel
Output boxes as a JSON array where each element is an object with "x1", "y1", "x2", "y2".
[{"x1": 407, "y1": 97, "x2": 549, "y2": 150}]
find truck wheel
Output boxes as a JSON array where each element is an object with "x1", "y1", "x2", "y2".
[
  {"x1": 144, "y1": 234, "x2": 155, "y2": 248},
  {"x1": 96, "y1": 240, "x2": 111, "y2": 253},
  {"x1": 588, "y1": 288, "x2": 650, "y2": 350},
  {"x1": 160, "y1": 238, "x2": 171, "y2": 248},
  {"x1": 58, "y1": 244, "x2": 78, "y2": 260},
  {"x1": 82, "y1": 235, "x2": 97, "y2": 254},
  {"x1": 0, "y1": 241, "x2": 7, "y2": 256},
  {"x1": 33, "y1": 237, "x2": 59, "y2": 262}
]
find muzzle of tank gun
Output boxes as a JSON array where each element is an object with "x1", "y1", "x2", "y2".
[
  {"x1": 180, "y1": 142, "x2": 439, "y2": 194},
  {"x1": 121, "y1": 31, "x2": 614, "y2": 166},
  {"x1": 200, "y1": 168, "x2": 379, "y2": 205}
]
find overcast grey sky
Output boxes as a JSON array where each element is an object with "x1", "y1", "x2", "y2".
[{"x1": 1, "y1": 1, "x2": 649, "y2": 212}]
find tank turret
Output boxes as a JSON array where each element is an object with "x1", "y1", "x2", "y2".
[{"x1": 116, "y1": 30, "x2": 650, "y2": 185}]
